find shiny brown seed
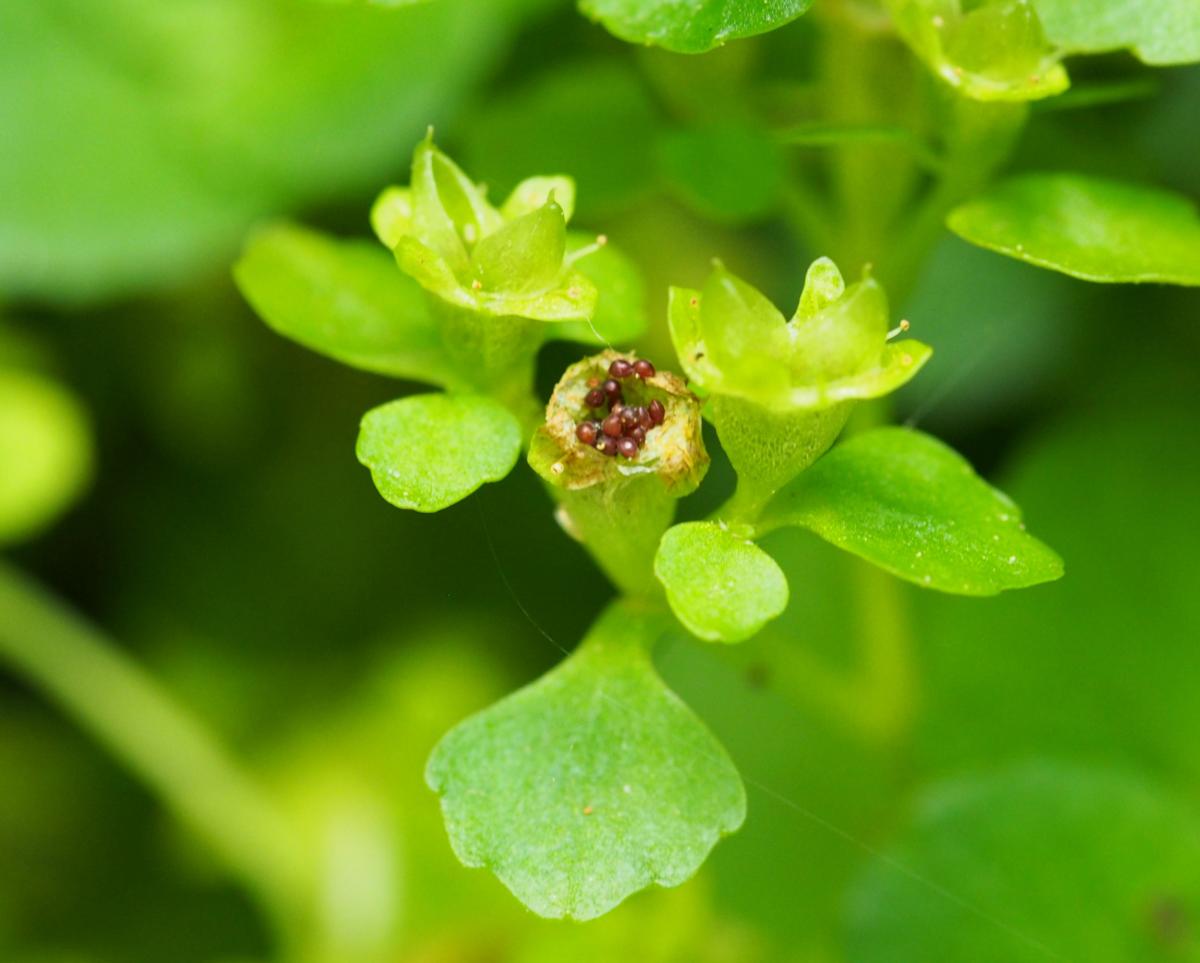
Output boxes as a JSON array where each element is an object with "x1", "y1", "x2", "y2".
[
  {"x1": 631, "y1": 426, "x2": 646, "y2": 447},
  {"x1": 648, "y1": 399, "x2": 665, "y2": 425},
  {"x1": 609, "y1": 359, "x2": 635, "y2": 379},
  {"x1": 599, "y1": 436, "x2": 618, "y2": 457},
  {"x1": 616, "y1": 437, "x2": 638, "y2": 458},
  {"x1": 576, "y1": 421, "x2": 598, "y2": 445},
  {"x1": 620, "y1": 407, "x2": 638, "y2": 429},
  {"x1": 633, "y1": 359, "x2": 656, "y2": 379},
  {"x1": 633, "y1": 406, "x2": 652, "y2": 430},
  {"x1": 602, "y1": 413, "x2": 623, "y2": 437},
  {"x1": 602, "y1": 379, "x2": 622, "y2": 404},
  {"x1": 584, "y1": 387, "x2": 605, "y2": 409}
]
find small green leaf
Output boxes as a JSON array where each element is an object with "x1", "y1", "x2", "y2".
[
  {"x1": 426, "y1": 601, "x2": 746, "y2": 919},
  {"x1": 550, "y1": 232, "x2": 648, "y2": 345},
  {"x1": 578, "y1": 0, "x2": 814, "y2": 54},
  {"x1": 656, "y1": 123, "x2": 786, "y2": 223},
  {"x1": 1035, "y1": 0, "x2": 1200, "y2": 65},
  {"x1": 234, "y1": 223, "x2": 460, "y2": 385},
  {"x1": 0, "y1": 368, "x2": 92, "y2": 546},
  {"x1": 356, "y1": 393, "x2": 521, "y2": 512},
  {"x1": 760, "y1": 428, "x2": 1063, "y2": 595},
  {"x1": 655, "y1": 522, "x2": 789, "y2": 643},
  {"x1": 847, "y1": 762, "x2": 1200, "y2": 963},
  {"x1": 948, "y1": 173, "x2": 1200, "y2": 285}
]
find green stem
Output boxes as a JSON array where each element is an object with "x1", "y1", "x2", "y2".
[{"x1": 0, "y1": 561, "x2": 306, "y2": 927}]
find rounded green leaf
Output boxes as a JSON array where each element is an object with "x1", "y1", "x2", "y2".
[
  {"x1": 467, "y1": 200, "x2": 567, "y2": 294},
  {"x1": 426, "y1": 602, "x2": 746, "y2": 920},
  {"x1": 846, "y1": 762, "x2": 1200, "y2": 962},
  {"x1": 1035, "y1": 0, "x2": 1200, "y2": 65},
  {"x1": 0, "y1": 368, "x2": 92, "y2": 546},
  {"x1": 760, "y1": 427, "x2": 1063, "y2": 595},
  {"x1": 355, "y1": 393, "x2": 521, "y2": 512},
  {"x1": 500, "y1": 175, "x2": 577, "y2": 223},
  {"x1": 234, "y1": 223, "x2": 460, "y2": 386},
  {"x1": 655, "y1": 522, "x2": 789, "y2": 643},
  {"x1": 948, "y1": 173, "x2": 1200, "y2": 285},
  {"x1": 579, "y1": 0, "x2": 814, "y2": 54}
]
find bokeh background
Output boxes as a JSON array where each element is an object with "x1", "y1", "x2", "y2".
[{"x1": 2, "y1": 1, "x2": 1199, "y2": 961}]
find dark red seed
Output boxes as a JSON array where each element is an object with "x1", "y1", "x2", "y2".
[
  {"x1": 617, "y1": 437, "x2": 638, "y2": 458},
  {"x1": 584, "y1": 388, "x2": 605, "y2": 409},
  {"x1": 611, "y1": 402, "x2": 626, "y2": 417},
  {"x1": 576, "y1": 421, "x2": 598, "y2": 445},
  {"x1": 609, "y1": 359, "x2": 635, "y2": 379},
  {"x1": 602, "y1": 413, "x2": 623, "y2": 438},
  {"x1": 633, "y1": 359, "x2": 656, "y2": 379},
  {"x1": 602, "y1": 379, "x2": 622, "y2": 403},
  {"x1": 634, "y1": 406, "x2": 652, "y2": 430},
  {"x1": 620, "y1": 407, "x2": 638, "y2": 429},
  {"x1": 648, "y1": 399, "x2": 665, "y2": 425},
  {"x1": 597, "y1": 436, "x2": 618, "y2": 457},
  {"x1": 631, "y1": 426, "x2": 647, "y2": 446}
]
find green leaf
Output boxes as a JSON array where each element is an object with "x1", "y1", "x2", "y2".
[
  {"x1": 846, "y1": 762, "x2": 1200, "y2": 962},
  {"x1": 0, "y1": 368, "x2": 92, "y2": 546},
  {"x1": 500, "y1": 175, "x2": 577, "y2": 222},
  {"x1": 468, "y1": 200, "x2": 567, "y2": 294},
  {"x1": 578, "y1": 0, "x2": 814, "y2": 54},
  {"x1": 655, "y1": 522, "x2": 789, "y2": 643},
  {"x1": 549, "y1": 233, "x2": 648, "y2": 345},
  {"x1": 656, "y1": 123, "x2": 787, "y2": 223},
  {"x1": 0, "y1": 0, "x2": 515, "y2": 304},
  {"x1": 355, "y1": 394, "x2": 521, "y2": 512},
  {"x1": 234, "y1": 224, "x2": 460, "y2": 386},
  {"x1": 948, "y1": 173, "x2": 1200, "y2": 285},
  {"x1": 426, "y1": 601, "x2": 746, "y2": 920},
  {"x1": 759, "y1": 428, "x2": 1063, "y2": 595},
  {"x1": 1035, "y1": 0, "x2": 1200, "y2": 65}
]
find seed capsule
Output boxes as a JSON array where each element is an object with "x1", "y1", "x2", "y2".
[
  {"x1": 602, "y1": 379, "x2": 622, "y2": 404},
  {"x1": 584, "y1": 388, "x2": 605, "y2": 409},
  {"x1": 609, "y1": 359, "x2": 635, "y2": 379},
  {"x1": 616, "y1": 436, "x2": 638, "y2": 458},
  {"x1": 648, "y1": 399, "x2": 665, "y2": 425},
  {"x1": 630, "y1": 426, "x2": 647, "y2": 447},
  {"x1": 602, "y1": 413, "x2": 623, "y2": 437},
  {"x1": 576, "y1": 421, "x2": 598, "y2": 445},
  {"x1": 633, "y1": 359, "x2": 656, "y2": 379}
]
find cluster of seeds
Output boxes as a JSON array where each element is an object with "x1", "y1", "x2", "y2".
[{"x1": 575, "y1": 358, "x2": 665, "y2": 459}]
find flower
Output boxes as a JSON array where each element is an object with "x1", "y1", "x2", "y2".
[
  {"x1": 369, "y1": 134, "x2": 599, "y2": 322},
  {"x1": 529, "y1": 350, "x2": 708, "y2": 497},
  {"x1": 667, "y1": 257, "x2": 932, "y2": 413}
]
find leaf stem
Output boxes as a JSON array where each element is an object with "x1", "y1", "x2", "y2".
[{"x1": 0, "y1": 561, "x2": 306, "y2": 928}]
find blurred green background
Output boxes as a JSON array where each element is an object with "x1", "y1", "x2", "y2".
[{"x1": 2, "y1": 1, "x2": 1198, "y2": 961}]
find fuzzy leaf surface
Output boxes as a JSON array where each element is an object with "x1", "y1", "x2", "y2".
[
  {"x1": 426, "y1": 602, "x2": 746, "y2": 919},
  {"x1": 356, "y1": 394, "x2": 521, "y2": 512},
  {"x1": 760, "y1": 428, "x2": 1063, "y2": 595},
  {"x1": 655, "y1": 522, "x2": 789, "y2": 643}
]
